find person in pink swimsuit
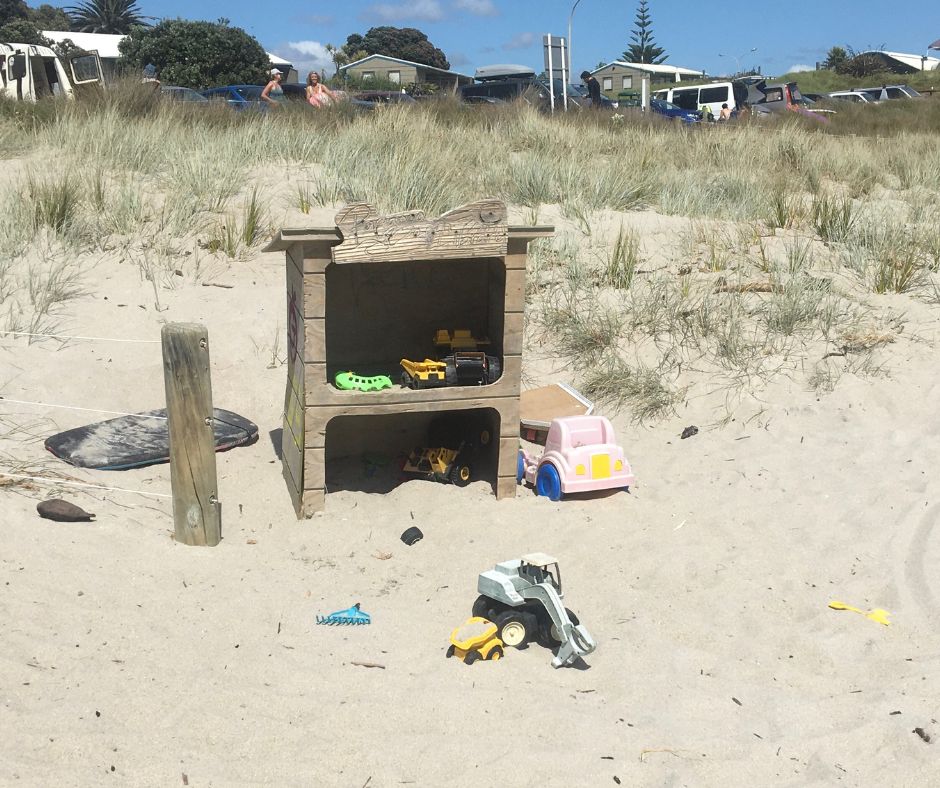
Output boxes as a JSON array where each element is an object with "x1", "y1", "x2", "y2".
[{"x1": 306, "y1": 71, "x2": 336, "y2": 107}]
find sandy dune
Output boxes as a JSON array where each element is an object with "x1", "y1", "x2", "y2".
[{"x1": 2, "y1": 215, "x2": 940, "y2": 787}]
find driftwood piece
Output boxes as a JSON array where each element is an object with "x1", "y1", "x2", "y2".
[{"x1": 332, "y1": 199, "x2": 508, "y2": 263}]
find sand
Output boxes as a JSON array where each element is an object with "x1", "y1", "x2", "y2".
[{"x1": 2, "y1": 205, "x2": 940, "y2": 787}]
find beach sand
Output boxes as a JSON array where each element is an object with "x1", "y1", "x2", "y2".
[{"x1": 2, "y1": 209, "x2": 940, "y2": 787}]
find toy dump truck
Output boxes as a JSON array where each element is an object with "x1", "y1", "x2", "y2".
[
  {"x1": 446, "y1": 617, "x2": 504, "y2": 664},
  {"x1": 400, "y1": 353, "x2": 502, "y2": 389},
  {"x1": 472, "y1": 553, "x2": 596, "y2": 668},
  {"x1": 434, "y1": 329, "x2": 490, "y2": 351}
]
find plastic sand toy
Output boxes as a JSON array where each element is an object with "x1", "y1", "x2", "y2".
[
  {"x1": 518, "y1": 415, "x2": 634, "y2": 502},
  {"x1": 334, "y1": 371, "x2": 393, "y2": 392},
  {"x1": 316, "y1": 603, "x2": 372, "y2": 626},
  {"x1": 446, "y1": 617, "x2": 504, "y2": 664}
]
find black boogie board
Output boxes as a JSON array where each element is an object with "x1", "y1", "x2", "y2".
[{"x1": 45, "y1": 409, "x2": 258, "y2": 470}]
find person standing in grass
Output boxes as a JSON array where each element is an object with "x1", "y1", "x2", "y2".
[
  {"x1": 306, "y1": 71, "x2": 336, "y2": 107},
  {"x1": 581, "y1": 70, "x2": 602, "y2": 107},
  {"x1": 261, "y1": 68, "x2": 284, "y2": 106}
]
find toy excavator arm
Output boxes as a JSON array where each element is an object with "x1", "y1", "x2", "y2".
[{"x1": 520, "y1": 583, "x2": 596, "y2": 668}]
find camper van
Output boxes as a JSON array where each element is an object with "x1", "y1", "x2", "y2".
[
  {"x1": 0, "y1": 42, "x2": 103, "y2": 101},
  {"x1": 653, "y1": 81, "x2": 748, "y2": 118}
]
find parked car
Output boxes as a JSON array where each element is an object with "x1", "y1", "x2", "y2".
[
  {"x1": 161, "y1": 86, "x2": 208, "y2": 102},
  {"x1": 650, "y1": 98, "x2": 701, "y2": 123},
  {"x1": 353, "y1": 90, "x2": 416, "y2": 105},
  {"x1": 826, "y1": 90, "x2": 880, "y2": 104},
  {"x1": 201, "y1": 84, "x2": 277, "y2": 110},
  {"x1": 858, "y1": 84, "x2": 921, "y2": 100},
  {"x1": 0, "y1": 41, "x2": 104, "y2": 101},
  {"x1": 461, "y1": 65, "x2": 612, "y2": 111},
  {"x1": 653, "y1": 81, "x2": 748, "y2": 117}
]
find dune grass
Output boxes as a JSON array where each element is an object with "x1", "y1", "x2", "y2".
[{"x1": 0, "y1": 90, "x2": 938, "y2": 418}]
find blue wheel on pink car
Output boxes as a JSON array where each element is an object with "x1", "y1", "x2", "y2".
[{"x1": 535, "y1": 463, "x2": 562, "y2": 501}]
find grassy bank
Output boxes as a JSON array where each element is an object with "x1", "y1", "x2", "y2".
[{"x1": 1, "y1": 89, "x2": 938, "y2": 421}]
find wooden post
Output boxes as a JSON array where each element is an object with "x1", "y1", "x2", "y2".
[{"x1": 161, "y1": 323, "x2": 221, "y2": 546}]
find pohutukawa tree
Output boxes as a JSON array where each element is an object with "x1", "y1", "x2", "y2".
[{"x1": 623, "y1": 0, "x2": 667, "y2": 64}]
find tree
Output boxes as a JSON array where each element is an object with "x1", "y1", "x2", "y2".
[
  {"x1": 342, "y1": 26, "x2": 450, "y2": 70},
  {"x1": 67, "y1": 0, "x2": 147, "y2": 34},
  {"x1": 623, "y1": 0, "x2": 666, "y2": 64},
  {"x1": 0, "y1": 17, "x2": 51, "y2": 44},
  {"x1": 31, "y1": 3, "x2": 72, "y2": 29},
  {"x1": 1, "y1": 0, "x2": 28, "y2": 24},
  {"x1": 118, "y1": 18, "x2": 270, "y2": 89},
  {"x1": 823, "y1": 46, "x2": 847, "y2": 71}
]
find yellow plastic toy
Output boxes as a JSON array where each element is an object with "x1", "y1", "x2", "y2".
[
  {"x1": 446, "y1": 617, "x2": 504, "y2": 664},
  {"x1": 400, "y1": 358, "x2": 447, "y2": 388},
  {"x1": 828, "y1": 600, "x2": 891, "y2": 626}
]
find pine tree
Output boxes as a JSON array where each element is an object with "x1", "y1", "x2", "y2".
[{"x1": 623, "y1": 0, "x2": 667, "y2": 64}]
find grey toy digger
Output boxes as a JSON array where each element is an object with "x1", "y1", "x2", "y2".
[{"x1": 472, "y1": 553, "x2": 596, "y2": 668}]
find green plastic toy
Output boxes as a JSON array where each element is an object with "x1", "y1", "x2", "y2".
[{"x1": 335, "y1": 371, "x2": 393, "y2": 392}]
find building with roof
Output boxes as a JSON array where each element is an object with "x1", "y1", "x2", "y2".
[
  {"x1": 340, "y1": 54, "x2": 472, "y2": 92},
  {"x1": 857, "y1": 50, "x2": 940, "y2": 73},
  {"x1": 40, "y1": 30, "x2": 296, "y2": 82},
  {"x1": 590, "y1": 61, "x2": 705, "y2": 101}
]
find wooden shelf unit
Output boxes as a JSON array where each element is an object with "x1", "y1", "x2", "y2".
[{"x1": 265, "y1": 200, "x2": 552, "y2": 517}]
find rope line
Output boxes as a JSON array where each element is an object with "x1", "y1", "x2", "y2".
[
  {"x1": 0, "y1": 330, "x2": 159, "y2": 343},
  {"x1": 1, "y1": 473, "x2": 171, "y2": 499},
  {"x1": 0, "y1": 398, "x2": 168, "y2": 420}
]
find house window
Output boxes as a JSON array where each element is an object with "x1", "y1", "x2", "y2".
[
  {"x1": 602, "y1": 77, "x2": 612, "y2": 90},
  {"x1": 388, "y1": 70, "x2": 401, "y2": 84},
  {"x1": 622, "y1": 75, "x2": 632, "y2": 89},
  {"x1": 362, "y1": 71, "x2": 375, "y2": 80}
]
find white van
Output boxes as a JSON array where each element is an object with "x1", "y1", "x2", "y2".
[
  {"x1": 653, "y1": 81, "x2": 747, "y2": 118},
  {"x1": 0, "y1": 41, "x2": 103, "y2": 101}
]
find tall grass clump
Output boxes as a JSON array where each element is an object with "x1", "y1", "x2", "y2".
[
  {"x1": 24, "y1": 172, "x2": 81, "y2": 234},
  {"x1": 602, "y1": 225, "x2": 641, "y2": 289},
  {"x1": 848, "y1": 223, "x2": 930, "y2": 294},
  {"x1": 811, "y1": 193, "x2": 856, "y2": 244}
]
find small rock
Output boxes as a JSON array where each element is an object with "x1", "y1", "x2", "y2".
[
  {"x1": 913, "y1": 727, "x2": 931, "y2": 743},
  {"x1": 681, "y1": 426, "x2": 699, "y2": 440},
  {"x1": 37, "y1": 499, "x2": 95, "y2": 522}
]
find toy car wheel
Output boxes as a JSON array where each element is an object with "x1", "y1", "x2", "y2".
[
  {"x1": 472, "y1": 595, "x2": 495, "y2": 619},
  {"x1": 400, "y1": 526, "x2": 424, "y2": 546},
  {"x1": 495, "y1": 611, "x2": 530, "y2": 648},
  {"x1": 445, "y1": 645, "x2": 455, "y2": 658},
  {"x1": 450, "y1": 462, "x2": 472, "y2": 487},
  {"x1": 535, "y1": 463, "x2": 562, "y2": 501},
  {"x1": 464, "y1": 649, "x2": 481, "y2": 665},
  {"x1": 400, "y1": 372, "x2": 414, "y2": 388},
  {"x1": 543, "y1": 608, "x2": 581, "y2": 644},
  {"x1": 516, "y1": 450, "x2": 525, "y2": 483},
  {"x1": 486, "y1": 356, "x2": 501, "y2": 384},
  {"x1": 490, "y1": 646, "x2": 504, "y2": 661}
]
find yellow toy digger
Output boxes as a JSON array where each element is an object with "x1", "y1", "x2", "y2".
[
  {"x1": 401, "y1": 444, "x2": 473, "y2": 486},
  {"x1": 399, "y1": 358, "x2": 448, "y2": 389}
]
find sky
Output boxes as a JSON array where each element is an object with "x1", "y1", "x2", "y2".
[{"x1": 51, "y1": 0, "x2": 940, "y2": 78}]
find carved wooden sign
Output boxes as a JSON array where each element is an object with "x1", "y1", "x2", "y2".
[{"x1": 332, "y1": 199, "x2": 508, "y2": 263}]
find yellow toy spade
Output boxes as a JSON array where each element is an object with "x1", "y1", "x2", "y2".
[{"x1": 829, "y1": 600, "x2": 891, "y2": 626}]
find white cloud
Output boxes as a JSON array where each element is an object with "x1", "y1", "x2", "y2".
[
  {"x1": 364, "y1": 0, "x2": 444, "y2": 23},
  {"x1": 455, "y1": 0, "x2": 498, "y2": 15},
  {"x1": 502, "y1": 32, "x2": 534, "y2": 51},
  {"x1": 281, "y1": 40, "x2": 334, "y2": 76},
  {"x1": 788, "y1": 63, "x2": 814, "y2": 72}
]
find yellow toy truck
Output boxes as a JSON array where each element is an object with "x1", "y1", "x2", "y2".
[
  {"x1": 399, "y1": 358, "x2": 448, "y2": 388},
  {"x1": 446, "y1": 617, "x2": 504, "y2": 664}
]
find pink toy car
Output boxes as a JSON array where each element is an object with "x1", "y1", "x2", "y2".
[{"x1": 517, "y1": 415, "x2": 635, "y2": 501}]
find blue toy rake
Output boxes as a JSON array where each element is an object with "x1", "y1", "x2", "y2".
[{"x1": 316, "y1": 602, "x2": 371, "y2": 626}]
